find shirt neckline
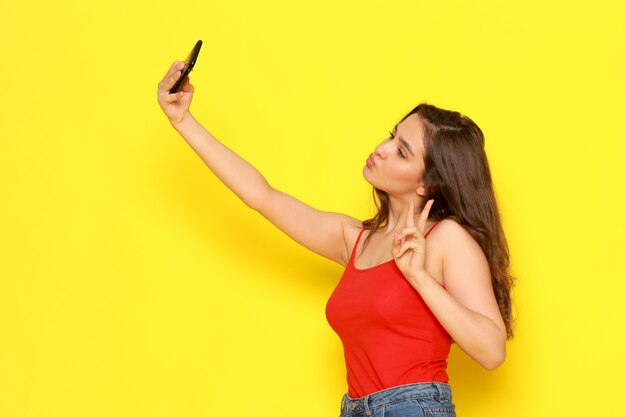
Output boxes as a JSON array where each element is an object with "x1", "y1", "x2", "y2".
[
  {"x1": 348, "y1": 220, "x2": 443, "y2": 273},
  {"x1": 351, "y1": 258, "x2": 395, "y2": 272}
]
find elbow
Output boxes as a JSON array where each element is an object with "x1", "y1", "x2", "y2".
[
  {"x1": 482, "y1": 356, "x2": 504, "y2": 371},
  {"x1": 247, "y1": 186, "x2": 273, "y2": 211},
  {"x1": 481, "y1": 346, "x2": 506, "y2": 371}
]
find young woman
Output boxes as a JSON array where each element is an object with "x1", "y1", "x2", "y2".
[{"x1": 157, "y1": 61, "x2": 515, "y2": 417}]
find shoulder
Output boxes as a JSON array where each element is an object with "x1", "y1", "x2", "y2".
[
  {"x1": 429, "y1": 219, "x2": 491, "y2": 294},
  {"x1": 430, "y1": 219, "x2": 505, "y2": 340},
  {"x1": 339, "y1": 218, "x2": 366, "y2": 266},
  {"x1": 430, "y1": 218, "x2": 482, "y2": 248},
  {"x1": 428, "y1": 218, "x2": 488, "y2": 267}
]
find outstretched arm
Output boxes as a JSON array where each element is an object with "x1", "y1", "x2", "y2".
[
  {"x1": 171, "y1": 112, "x2": 271, "y2": 210},
  {"x1": 157, "y1": 61, "x2": 361, "y2": 265}
]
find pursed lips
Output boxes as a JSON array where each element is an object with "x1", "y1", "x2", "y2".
[{"x1": 367, "y1": 153, "x2": 377, "y2": 167}]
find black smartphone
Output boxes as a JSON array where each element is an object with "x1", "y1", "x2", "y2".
[{"x1": 169, "y1": 40, "x2": 203, "y2": 94}]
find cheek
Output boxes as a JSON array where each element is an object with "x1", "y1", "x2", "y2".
[
  {"x1": 372, "y1": 165, "x2": 421, "y2": 195},
  {"x1": 386, "y1": 164, "x2": 421, "y2": 184}
]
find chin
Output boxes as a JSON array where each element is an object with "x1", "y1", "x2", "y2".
[
  {"x1": 362, "y1": 167, "x2": 375, "y2": 187},
  {"x1": 363, "y1": 167, "x2": 394, "y2": 195}
]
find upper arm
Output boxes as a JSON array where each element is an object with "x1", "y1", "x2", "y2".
[
  {"x1": 254, "y1": 188, "x2": 362, "y2": 266},
  {"x1": 440, "y1": 220, "x2": 506, "y2": 335}
]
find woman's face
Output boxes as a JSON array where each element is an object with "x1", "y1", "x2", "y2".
[{"x1": 363, "y1": 113, "x2": 427, "y2": 198}]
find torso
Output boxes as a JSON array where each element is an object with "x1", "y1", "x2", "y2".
[
  {"x1": 341, "y1": 221, "x2": 447, "y2": 286},
  {"x1": 326, "y1": 220, "x2": 454, "y2": 396}
]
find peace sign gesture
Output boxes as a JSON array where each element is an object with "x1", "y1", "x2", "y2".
[{"x1": 392, "y1": 199, "x2": 435, "y2": 282}]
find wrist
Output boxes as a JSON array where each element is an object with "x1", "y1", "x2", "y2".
[
  {"x1": 170, "y1": 112, "x2": 194, "y2": 131},
  {"x1": 408, "y1": 270, "x2": 431, "y2": 289}
]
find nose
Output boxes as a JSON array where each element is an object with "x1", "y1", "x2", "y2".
[{"x1": 374, "y1": 140, "x2": 392, "y2": 158}]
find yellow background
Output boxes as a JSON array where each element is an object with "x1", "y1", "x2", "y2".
[{"x1": 1, "y1": 1, "x2": 624, "y2": 416}]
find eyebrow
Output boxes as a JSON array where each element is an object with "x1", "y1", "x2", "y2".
[{"x1": 392, "y1": 125, "x2": 415, "y2": 157}]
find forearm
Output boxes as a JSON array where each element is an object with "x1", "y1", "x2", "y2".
[
  {"x1": 409, "y1": 273, "x2": 506, "y2": 370},
  {"x1": 171, "y1": 113, "x2": 272, "y2": 209}
]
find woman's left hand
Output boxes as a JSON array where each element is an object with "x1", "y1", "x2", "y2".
[{"x1": 392, "y1": 199, "x2": 434, "y2": 282}]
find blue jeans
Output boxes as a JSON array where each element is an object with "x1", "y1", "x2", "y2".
[{"x1": 339, "y1": 382, "x2": 456, "y2": 417}]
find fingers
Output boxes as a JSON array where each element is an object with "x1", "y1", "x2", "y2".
[
  {"x1": 396, "y1": 226, "x2": 418, "y2": 241},
  {"x1": 162, "y1": 91, "x2": 184, "y2": 103},
  {"x1": 180, "y1": 76, "x2": 195, "y2": 93},
  {"x1": 417, "y1": 199, "x2": 434, "y2": 233},
  {"x1": 157, "y1": 61, "x2": 185, "y2": 93},
  {"x1": 166, "y1": 61, "x2": 185, "y2": 82},
  {"x1": 160, "y1": 77, "x2": 193, "y2": 103},
  {"x1": 401, "y1": 198, "x2": 432, "y2": 238},
  {"x1": 393, "y1": 225, "x2": 419, "y2": 257},
  {"x1": 394, "y1": 239, "x2": 420, "y2": 258},
  {"x1": 164, "y1": 61, "x2": 183, "y2": 76},
  {"x1": 393, "y1": 199, "x2": 434, "y2": 258}
]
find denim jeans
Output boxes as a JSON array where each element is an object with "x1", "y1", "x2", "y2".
[{"x1": 338, "y1": 382, "x2": 456, "y2": 417}]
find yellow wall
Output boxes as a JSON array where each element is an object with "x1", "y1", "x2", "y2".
[{"x1": 1, "y1": 1, "x2": 624, "y2": 416}]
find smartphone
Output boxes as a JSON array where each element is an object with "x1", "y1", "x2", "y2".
[{"x1": 169, "y1": 40, "x2": 203, "y2": 94}]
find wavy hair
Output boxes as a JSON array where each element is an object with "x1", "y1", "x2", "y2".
[{"x1": 362, "y1": 103, "x2": 516, "y2": 339}]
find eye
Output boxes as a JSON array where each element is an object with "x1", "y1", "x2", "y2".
[{"x1": 388, "y1": 131, "x2": 405, "y2": 158}]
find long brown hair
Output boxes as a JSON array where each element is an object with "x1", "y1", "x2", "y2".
[{"x1": 362, "y1": 103, "x2": 516, "y2": 339}]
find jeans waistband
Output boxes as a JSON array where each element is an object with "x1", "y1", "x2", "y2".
[{"x1": 341, "y1": 382, "x2": 452, "y2": 412}]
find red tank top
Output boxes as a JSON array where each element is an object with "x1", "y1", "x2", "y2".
[{"x1": 325, "y1": 222, "x2": 452, "y2": 398}]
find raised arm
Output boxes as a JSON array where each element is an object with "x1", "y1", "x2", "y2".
[
  {"x1": 404, "y1": 219, "x2": 507, "y2": 369},
  {"x1": 157, "y1": 61, "x2": 361, "y2": 265}
]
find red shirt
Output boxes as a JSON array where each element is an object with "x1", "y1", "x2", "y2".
[{"x1": 325, "y1": 223, "x2": 452, "y2": 398}]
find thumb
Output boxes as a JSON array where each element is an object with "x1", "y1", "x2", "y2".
[{"x1": 181, "y1": 77, "x2": 195, "y2": 93}]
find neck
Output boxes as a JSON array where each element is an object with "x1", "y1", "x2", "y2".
[{"x1": 383, "y1": 194, "x2": 428, "y2": 234}]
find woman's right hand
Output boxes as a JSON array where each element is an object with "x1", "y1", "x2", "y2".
[{"x1": 157, "y1": 61, "x2": 195, "y2": 126}]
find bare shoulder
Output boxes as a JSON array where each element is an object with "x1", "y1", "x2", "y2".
[
  {"x1": 340, "y1": 218, "x2": 366, "y2": 267},
  {"x1": 429, "y1": 218, "x2": 491, "y2": 288},
  {"x1": 430, "y1": 218, "x2": 505, "y2": 338},
  {"x1": 427, "y1": 218, "x2": 489, "y2": 271},
  {"x1": 429, "y1": 218, "x2": 483, "y2": 250}
]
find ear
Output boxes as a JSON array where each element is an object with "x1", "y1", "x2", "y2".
[{"x1": 416, "y1": 184, "x2": 426, "y2": 197}]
